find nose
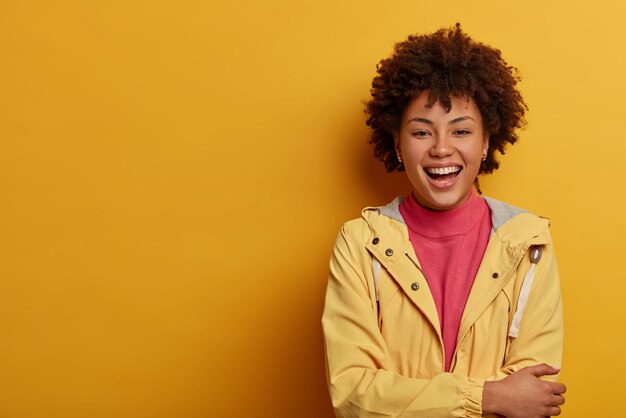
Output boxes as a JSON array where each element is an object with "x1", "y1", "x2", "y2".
[{"x1": 429, "y1": 134, "x2": 454, "y2": 157}]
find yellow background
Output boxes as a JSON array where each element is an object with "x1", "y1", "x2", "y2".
[{"x1": 0, "y1": 1, "x2": 623, "y2": 417}]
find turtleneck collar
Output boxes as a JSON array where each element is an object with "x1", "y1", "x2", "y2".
[{"x1": 399, "y1": 190, "x2": 488, "y2": 239}]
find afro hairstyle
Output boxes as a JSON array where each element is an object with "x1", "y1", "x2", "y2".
[{"x1": 365, "y1": 23, "x2": 528, "y2": 183}]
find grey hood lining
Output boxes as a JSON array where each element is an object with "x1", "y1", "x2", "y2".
[{"x1": 374, "y1": 195, "x2": 527, "y2": 233}]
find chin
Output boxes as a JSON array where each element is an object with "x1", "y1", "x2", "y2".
[{"x1": 416, "y1": 190, "x2": 471, "y2": 211}]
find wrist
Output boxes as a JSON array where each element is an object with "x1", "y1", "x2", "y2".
[{"x1": 482, "y1": 381, "x2": 503, "y2": 415}]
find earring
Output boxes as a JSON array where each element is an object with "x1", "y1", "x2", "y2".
[
  {"x1": 397, "y1": 155, "x2": 403, "y2": 163},
  {"x1": 481, "y1": 154, "x2": 487, "y2": 161}
]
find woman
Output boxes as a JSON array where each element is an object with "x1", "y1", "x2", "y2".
[{"x1": 322, "y1": 24, "x2": 566, "y2": 418}]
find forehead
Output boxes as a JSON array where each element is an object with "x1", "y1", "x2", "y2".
[{"x1": 402, "y1": 91, "x2": 482, "y2": 122}]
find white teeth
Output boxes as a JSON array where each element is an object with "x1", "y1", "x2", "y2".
[{"x1": 425, "y1": 166, "x2": 461, "y2": 175}]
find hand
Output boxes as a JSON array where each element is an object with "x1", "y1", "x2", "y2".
[{"x1": 483, "y1": 364, "x2": 566, "y2": 418}]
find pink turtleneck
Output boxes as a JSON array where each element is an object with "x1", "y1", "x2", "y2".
[{"x1": 399, "y1": 191, "x2": 492, "y2": 372}]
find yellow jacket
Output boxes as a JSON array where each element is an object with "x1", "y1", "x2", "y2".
[{"x1": 322, "y1": 197, "x2": 563, "y2": 418}]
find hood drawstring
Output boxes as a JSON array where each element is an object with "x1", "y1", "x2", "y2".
[{"x1": 509, "y1": 245, "x2": 543, "y2": 338}]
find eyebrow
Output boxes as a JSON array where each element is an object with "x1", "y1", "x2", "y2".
[{"x1": 406, "y1": 116, "x2": 476, "y2": 126}]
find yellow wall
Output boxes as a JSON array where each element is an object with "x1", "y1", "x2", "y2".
[{"x1": 0, "y1": 1, "x2": 623, "y2": 417}]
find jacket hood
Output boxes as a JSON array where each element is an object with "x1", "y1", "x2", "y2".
[{"x1": 363, "y1": 196, "x2": 551, "y2": 249}]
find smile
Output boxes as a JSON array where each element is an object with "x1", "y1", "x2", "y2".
[
  {"x1": 425, "y1": 166, "x2": 461, "y2": 175},
  {"x1": 424, "y1": 165, "x2": 462, "y2": 187}
]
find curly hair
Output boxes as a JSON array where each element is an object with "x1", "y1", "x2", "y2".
[{"x1": 365, "y1": 23, "x2": 527, "y2": 183}]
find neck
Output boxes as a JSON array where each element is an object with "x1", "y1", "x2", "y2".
[{"x1": 400, "y1": 190, "x2": 487, "y2": 238}]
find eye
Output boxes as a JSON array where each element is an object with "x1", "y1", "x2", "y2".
[
  {"x1": 455, "y1": 129, "x2": 471, "y2": 136},
  {"x1": 412, "y1": 130, "x2": 430, "y2": 138}
]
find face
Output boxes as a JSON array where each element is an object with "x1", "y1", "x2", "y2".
[{"x1": 395, "y1": 91, "x2": 489, "y2": 211}]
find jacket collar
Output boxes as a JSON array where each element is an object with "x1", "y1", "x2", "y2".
[{"x1": 363, "y1": 195, "x2": 550, "y2": 250}]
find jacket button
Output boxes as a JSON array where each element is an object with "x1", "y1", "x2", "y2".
[
  {"x1": 385, "y1": 248, "x2": 393, "y2": 256},
  {"x1": 492, "y1": 272, "x2": 499, "y2": 279},
  {"x1": 372, "y1": 237, "x2": 379, "y2": 245},
  {"x1": 411, "y1": 282, "x2": 419, "y2": 291}
]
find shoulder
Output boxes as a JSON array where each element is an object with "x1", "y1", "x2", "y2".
[
  {"x1": 483, "y1": 196, "x2": 552, "y2": 247},
  {"x1": 335, "y1": 196, "x2": 408, "y2": 247},
  {"x1": 339, "y1": 217, "x2": 370, "y2": 242}
]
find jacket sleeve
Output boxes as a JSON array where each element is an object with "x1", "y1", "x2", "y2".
[
  {"x1": 491, "y1": 238, "x2": 564, "y2": 382},
  {"x1": 322, "y1": 224, "x2": 484, "y2": 418}
]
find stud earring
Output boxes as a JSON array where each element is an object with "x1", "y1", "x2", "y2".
[
  {"x1": 481, "y1": 154, "x2": 487, "y2": 161},
  {"x1": 397, "y1": 155, "x2": 403, "y2": 163}
]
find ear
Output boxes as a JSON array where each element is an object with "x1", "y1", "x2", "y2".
[
  {"x1": 482, "y1": 135, "x2": 489, "y2": 157},
  {"x1": 393, "y1": 132, "x2": 402, "y2": 160}
]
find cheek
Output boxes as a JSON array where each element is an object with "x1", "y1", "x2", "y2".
[
  {"x1": 400, "y1": 141, "x2": 427, "y2": 162},
  {"x1": 464, "y1": 143, "x2": 486, "y2": 166}
]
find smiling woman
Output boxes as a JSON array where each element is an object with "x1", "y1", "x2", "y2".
[
  {"x1": 322, "y1": 24, "x2": 566, "y2": 418},
  {"x1": 395, "y1": 92, "x2": 488, "y2": 210}
]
